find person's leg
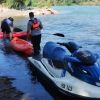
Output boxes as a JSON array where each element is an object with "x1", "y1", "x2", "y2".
[
  {"x1": 30, "y1": 35, "x2": 37, "y2": 54},
  {"x1": 1, "y1": 22, "x2": 11, "y2": 39},
  {"x1": 34, "y1": 34, "x2": 41, "y2": 54},
  {"x1": 1, "y1": 22, "x2": 6, "y2": 39},
  {"x1": 31, "y1": 35, "x2": 41, "y2": 55},
  {"x1": 36, "y1": 34, "x2": 41, "y2": 51}
]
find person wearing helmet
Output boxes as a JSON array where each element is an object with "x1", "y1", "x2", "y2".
[
  {"x1": 27, "y1": 12, "x2": 43, "y2": 55},
  {"x1": 1, "y1": 17, "x2": 14, "y2": 40}
]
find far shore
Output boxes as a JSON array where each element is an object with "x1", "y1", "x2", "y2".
[{"x1": 0, "y1": 6, "x2": 58, "y2": 18}]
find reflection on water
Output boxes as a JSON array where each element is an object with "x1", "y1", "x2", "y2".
[
  {"x1": 0, "y1": 40, "x2": 53, "y2": 100},
  {"x1": 0, "y1": 6, "x2": 100, "y2": 100}
]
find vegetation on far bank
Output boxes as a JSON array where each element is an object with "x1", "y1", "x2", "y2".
[{"x1": 0, "y1": 0, "x2": 100, "y2": 10}]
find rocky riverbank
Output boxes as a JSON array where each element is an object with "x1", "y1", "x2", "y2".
[
  {"x1": 0, "y1": 6, "x2": 58, "y2": 18},
  {"x1": 0, "y1": 76, "x2": 23, "y2": 100},
  {"x1": 0, "y1": 76, "x2": 38, "y2": 100}
]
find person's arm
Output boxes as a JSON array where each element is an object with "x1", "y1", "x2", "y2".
[
  {"x1": 39, "y1": 20, "x2": 43, "y2": 29},
  {"x1": 10, "y1": 32, "x2": 13, "y2": 40},
  {"x1": 27, "y1": 21, "x2": 31, "y2": 40},
  {"x1": 9, "y1": 28, "x2": 13, "y2": 40},
  {"x1": 10, "y1": 22, "x2": 14, "y2": 40}
]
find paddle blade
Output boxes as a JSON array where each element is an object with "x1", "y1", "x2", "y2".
[
  {"x1": 53, "y1": 33, "x2": 65, "y2": 37},
  {"x1": 13, "y1": 27, "x2": 23, "y2": 32}
]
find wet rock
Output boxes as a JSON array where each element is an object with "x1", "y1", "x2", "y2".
[{"x1": 0, "y1": 76, "x2": 23, "y2": 100}]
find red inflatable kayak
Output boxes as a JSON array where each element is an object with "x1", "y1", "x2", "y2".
[
  {"x1": 0, "y1": 32, "x2": 27, "y2": 39},
  {"x1": 10, "y1": 37, "x2": 33, "y2": 56}
]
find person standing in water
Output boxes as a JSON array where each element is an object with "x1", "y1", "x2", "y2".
[
  {"x1": 1, "y1": 17, "x2": 14, "y2": 40},
  {"x1": 27, "y1": 12, "x2": 43, "y2": 55}
]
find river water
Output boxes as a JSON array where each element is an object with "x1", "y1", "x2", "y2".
[{"x1": 0, "y1": 6, "x2": 100, "y2": 100}]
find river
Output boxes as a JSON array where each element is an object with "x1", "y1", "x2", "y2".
[{"x1": 0, "y1": 6, "x2": 100, "y2": 100}]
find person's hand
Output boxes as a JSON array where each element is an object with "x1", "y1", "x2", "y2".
[
  {"x1": 27, "y1": 34, "x2": 31, "y2": 41},
  {"x1": 10, "y1": 33, "x2": 13, "y2": 40}
]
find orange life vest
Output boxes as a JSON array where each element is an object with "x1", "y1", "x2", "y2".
[{"x1": 32, "y1": 18, "x2": 40, "y2": 29}]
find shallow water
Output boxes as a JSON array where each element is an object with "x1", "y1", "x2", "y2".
[{"x1": 0, "y1": 6, "x2": 100, "y2": 100}]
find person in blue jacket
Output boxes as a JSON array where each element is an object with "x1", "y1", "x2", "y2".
[{"x1": 1, "y1": 17, "x2": 14, "y2": 40}]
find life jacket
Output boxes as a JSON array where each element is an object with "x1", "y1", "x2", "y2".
[{"x1": 31, "y1": 18, "x2": 40, "y2": 30}]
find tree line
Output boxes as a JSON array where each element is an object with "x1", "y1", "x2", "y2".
[{"x1": 0, "y1": 0, "x2": 98, "y2": 9}]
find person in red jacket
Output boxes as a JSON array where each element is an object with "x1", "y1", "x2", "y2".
[{"x1": 27, "y1": 12, "x2": 43, "y2": 55}]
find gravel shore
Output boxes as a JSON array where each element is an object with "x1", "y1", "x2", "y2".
[
  {"x1": 0, "y1": 76, "x2": 23, "y2": 100},
  {"x1": 0, "y1": 6, "x2": 58, "y2": 18}
]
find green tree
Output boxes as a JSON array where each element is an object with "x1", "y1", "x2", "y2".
[
  {"x1": 0, "y1": 0, "x2": 6, "y2": 3},
  {"x1": 0, "y1": 0, "x2": 99, "y2": 9},
  {"x1": 5, "y1": 0, "x2": 25, "y2": 9}
]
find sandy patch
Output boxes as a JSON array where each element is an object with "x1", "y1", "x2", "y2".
[{"x1": 0, "y1": 6, "x2": 58, "y2": 18}]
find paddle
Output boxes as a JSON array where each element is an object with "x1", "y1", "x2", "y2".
[
  {"x1": 13, "y1": 28, "x2": 65, "y2": 37},
  {"x1": 52, "y1": 33, "x2": 65, "y2": 37},
  {"x1": 0, "y1": 27, "x2": 65, "y2": 39},
  {"x1": 13, "y1": 27, "x2": 23, "y2": 32}
]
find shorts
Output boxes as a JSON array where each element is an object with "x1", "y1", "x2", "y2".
[{"x1": 1, "y1": 22, "x2": 11, "y2": 34}]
